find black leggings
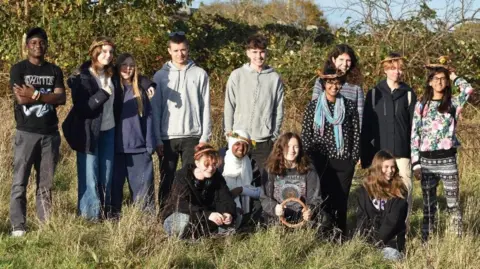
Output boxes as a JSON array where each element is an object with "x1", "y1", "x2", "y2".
[{"x1": 312, "y1": 156, "x2": 355, "y2": 236}]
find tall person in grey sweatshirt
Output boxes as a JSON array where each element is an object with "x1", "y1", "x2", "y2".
[
  {"x1": 152, "y1": 33, "x2": 211, "y2": 208},
  {"x1": 224, "y1": 34, "x2": 284, "y2": 184}
]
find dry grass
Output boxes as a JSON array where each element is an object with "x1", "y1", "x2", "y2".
[{"x1": 0, "y1": 87, "x2": 480, "y2": 268}]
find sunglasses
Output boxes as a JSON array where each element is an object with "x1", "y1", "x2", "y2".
[{"x1": 169, "y1": 31, "x2": 185, "y2": 37}]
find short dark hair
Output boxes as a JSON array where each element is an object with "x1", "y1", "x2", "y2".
[
  {"x1": 26, "y1": 27, "x2": 48, "y2": 43},
  {"x1": 167, "y1": 34, "x2": 188, "y2": 47},
  {"x1": 320, "y1": 67, "x2": 347, "y2": 88},
  {"x1": 246, "y1": 34, "x2": 268, "y2": 50}
]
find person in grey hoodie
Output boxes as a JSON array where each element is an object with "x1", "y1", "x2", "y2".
[
  {"x1": 152, "y1": 33, "x2": 211, "y2": 208},
  {"x1": 224, "y1": 34, "x2": 284, "y2": 184}
]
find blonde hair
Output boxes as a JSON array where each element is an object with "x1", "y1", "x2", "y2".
[{"x1": 116, "y1": 53, "x2": 144, "y2": 117}]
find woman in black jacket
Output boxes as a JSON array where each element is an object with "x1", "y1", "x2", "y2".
[
  {"x1": 162, "y1": 143, "x2": 236, "y2": 238},
  {"x1": 64, "y1": 37, "x2": 121, "y2": 221},
  {"x1": 356, "y1": 150, "x2": 408, "y2": 260}
]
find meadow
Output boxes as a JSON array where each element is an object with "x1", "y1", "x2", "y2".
[
  {"x1": 0, "y1": 84, "x2": 479, "y2": 268},
  {"x1": 1, "y1": 1, "x2": 480, "y2": 267}
]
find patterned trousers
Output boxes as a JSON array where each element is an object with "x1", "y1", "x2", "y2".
[{"x1": 420, "y1": 155, "x2": 462, "y2": 240}]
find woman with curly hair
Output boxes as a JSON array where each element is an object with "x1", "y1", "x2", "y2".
[
  {"x1": 260, "y1": 132, "x2": 323, "y2": 227},
  {"x1": 162, "y1": 143, "x2": 236, "y2": 238},
  {"x1": 356, "y1": 150, "x2": 408, "y2": 260},
  {"x1": 311, "y1": 44, "x2": 364, "y2": 127}
]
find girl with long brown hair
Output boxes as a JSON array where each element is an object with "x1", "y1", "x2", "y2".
[
  {"x1": 260, "y1": 132, "x2": 323, "y2": 226},
  {"x1": 162, "y1": 143, "x2": 236, "y2": 238},
  {"x1": 110, "y1": 53, "x2": 157, "y2": 217},
  {"x1": 65, "y1": 37, "x2": 121, "y2": 221},
  {"x1": 356, "y1": 150, "x2": 408, "y2": 260}
]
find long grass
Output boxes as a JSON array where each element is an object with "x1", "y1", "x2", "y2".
[{"x1": 1, "y1": 87, "x2": 480, "y2": 268}]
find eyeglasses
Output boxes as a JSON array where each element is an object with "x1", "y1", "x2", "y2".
[
  {"x1": 432, "y1": 77, "x2": 447, "y2": 83},
  {"x1": 169, "y1": 31, "x2": 185, "y2": 37}
]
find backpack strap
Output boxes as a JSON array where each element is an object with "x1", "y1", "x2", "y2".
[{"x1": 371, "y1": 87, "x2": 376, "y2": 110}]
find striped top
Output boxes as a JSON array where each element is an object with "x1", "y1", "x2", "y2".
[{"x1": 312, "y1": 78, "x2": 364, "y2": 127}]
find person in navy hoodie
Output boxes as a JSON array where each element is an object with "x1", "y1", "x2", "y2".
[{"x1": 110, "y1": 53, "x2": 156, "y2": 217}]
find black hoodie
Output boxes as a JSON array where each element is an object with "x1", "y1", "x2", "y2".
[
  {"x1": 355, "y1": 186, "x2": 408, "y2": 252},
  {"x1": 361, "y1": 80, "x2": 417, "y2": 168}
]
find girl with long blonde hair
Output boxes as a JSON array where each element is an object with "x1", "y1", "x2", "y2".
[{"x1": 110, "y1": 53, "x2": 157, "y2": 217}]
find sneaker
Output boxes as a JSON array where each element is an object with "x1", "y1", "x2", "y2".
[{"x1": 11, "y1": 230, "x2": 26, "y2": 237}]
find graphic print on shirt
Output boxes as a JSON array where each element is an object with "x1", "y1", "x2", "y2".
[
  {"x1": 273, "y1": 175, "x2": 306, "y2": 211},
  {"x1": 22, "y1": 75, "x2": 54, "y2": 117}
]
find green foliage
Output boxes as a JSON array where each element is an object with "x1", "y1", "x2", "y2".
[{"x1": 2, "y1": 0, "x2": 479, "y2": 102}]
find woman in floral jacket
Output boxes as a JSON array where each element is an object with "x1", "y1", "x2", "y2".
[{"x1": 411, "y1": 60, "x2": 474, "y2": 241}]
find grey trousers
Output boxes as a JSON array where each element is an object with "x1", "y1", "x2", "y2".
[{"x1": 10, "y1": 130, "x2": 60, "y2": 231}]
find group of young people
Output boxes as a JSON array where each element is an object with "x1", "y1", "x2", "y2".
[{"x1": 10, "y1": 27, "x2": 474, "y2": 260}]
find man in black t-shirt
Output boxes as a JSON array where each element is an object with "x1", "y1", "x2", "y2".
[{"x1": 9, "y1": 27, "x2": 66, "y2": 237}]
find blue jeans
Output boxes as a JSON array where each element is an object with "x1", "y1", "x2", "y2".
[
  {"x1": 163, "y1": 212, "x2": 190, "y2": 238},
  {"x1": 76, "y1": 128, "x2": 115, "y2": 220}
]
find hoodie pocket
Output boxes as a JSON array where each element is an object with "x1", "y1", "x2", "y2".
[{"x1": 257, "y1": 115, "x2": 272, "y2": 139}]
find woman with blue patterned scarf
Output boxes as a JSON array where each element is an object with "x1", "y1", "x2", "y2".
[{"x1": 301, "y1": 68, "x2": 360, "y2": 239}]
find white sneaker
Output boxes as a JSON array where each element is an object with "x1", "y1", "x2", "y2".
[{"x1": 11, "y1": 230, "x2": 26, "y2": 237}]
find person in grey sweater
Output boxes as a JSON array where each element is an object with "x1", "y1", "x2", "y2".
[
  {"x1": 224, "y1": 34, "x2": 284, "y2": 181},
  {"x1": 152, "y1": 33, "x2": 211, "y2": 208}
]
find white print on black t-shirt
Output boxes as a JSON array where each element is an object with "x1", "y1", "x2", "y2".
[
  {"x1": 22, "y1": 75, "x2": 55, "y2": 117},
  {"x1": 23, "y1": 88, "x2": 53, "y2": 117},
  {"x1": 25, "y1": 75, "x2": 55, "y2": 86}
]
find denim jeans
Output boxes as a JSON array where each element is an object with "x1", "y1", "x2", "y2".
[
  {"x1": 163, "y1": 212, "x2": 190, "y2": 238},
  {"x1": 10, "y1": 130, "x2": 60, "y2": 231},
  {"x1": 76, "y1": 128, "x2": 115, "y2": 220}
]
